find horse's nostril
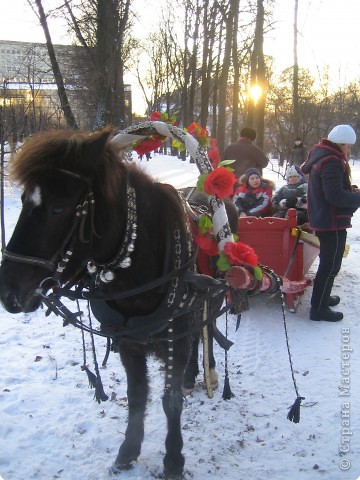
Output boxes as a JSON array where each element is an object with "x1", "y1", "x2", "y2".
[{"x1": 1, "y1": 295, "x2": 22, "y2": 314}]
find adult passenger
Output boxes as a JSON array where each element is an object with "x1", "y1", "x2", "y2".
[
  {"x1": 223, "y1": 127, "x2": 268, "y2": 180},
  {"x1": 301, "y1": 124, "x2": 360, "y2": 322}
]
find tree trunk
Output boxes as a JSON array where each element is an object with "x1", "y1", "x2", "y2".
[
  {"x1": 94, "y1": 0, "x2": 117, "y2": 128},
  {"x1": 34, "y1": 0, "x2": 78, "y2": 129},
  {"x1": 293, "y1": 0, "x2": 299, "y2": 136},
  {"x1": 188, "y1": 0, "x2": 200, "y2": 122},
  {"x1": 230, "y1": 0, "x2": 240, "y2": 142},
  {"x1": 200, "y1": 0, "x2": 210, "y2": 128},
  {"x1": 217, "y1": 1, "x2": 234, "y2": 153},
  {"x1": 247, "y1": 0, "x2": 266, "y2": 149}
]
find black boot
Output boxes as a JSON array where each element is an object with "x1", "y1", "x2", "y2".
[
  {"x1": 328, "y1": 295, "x2": 340, "y2": 307},
  {"x1": 310, "y1": 307, "x2": 343, "y2": 322}
]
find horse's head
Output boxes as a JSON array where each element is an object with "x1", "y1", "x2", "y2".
[{"x1": 0, "y1": 127, "x2": 122, "y2": 313}]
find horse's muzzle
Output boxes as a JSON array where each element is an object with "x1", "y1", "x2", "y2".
[{"x1": 0, "y1": 287, "x2": 42, "y2": 314}]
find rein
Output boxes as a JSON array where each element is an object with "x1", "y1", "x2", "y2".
[
  {"x1": 51, "y1": 249, "x2": 200, "y2": 301},
  {"x1": 40, "y1": 277, "x2": 233, "y2": 346}
]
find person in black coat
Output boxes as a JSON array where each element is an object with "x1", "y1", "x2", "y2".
[
  {"x1": 301, "y1": 124, "x2": 360, "y2": 322},
  {"x1": 290, "y1": 137, "x2": 307, "y2": 167}
]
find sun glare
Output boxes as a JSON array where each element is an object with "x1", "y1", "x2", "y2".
[{"x1": 249, "y1": 85, "x2": 262, "y2": 104}]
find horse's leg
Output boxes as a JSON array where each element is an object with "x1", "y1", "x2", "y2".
[
  {"x1": 114, "y1": 346, "x2": 148, "y2": 470},
  {"x1": 183, "y1": 335, "x2": 199, "y2": 390},
  {"x1": 162, "y1": 334, "x2": 190, "y2": 477}
]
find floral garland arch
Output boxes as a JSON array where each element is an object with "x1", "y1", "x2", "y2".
[
  {"x1": 111, "y1": 118, "x2": 319, "y2": 298},
  {"x1": 111, "y1": 120, "x2": 237, "y2": 257},
  {"x1": 110, "y1": 119, "x2": 313, "y2": 299}
]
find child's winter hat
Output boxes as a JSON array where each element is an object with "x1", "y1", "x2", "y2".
[
  {"x1": 286, "y1": 165, "x2": 301, "y2": 181},
  {"x1": 244, "y1": 167, "x2": 261, "y2": 184}
]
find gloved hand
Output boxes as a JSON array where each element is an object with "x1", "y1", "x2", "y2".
[
  {"x1": 279, "y1": 199, "x2": 287, "y2": 208},
  {"x1": 296, "y1": 195, "x2": 307, "y2": 208}
]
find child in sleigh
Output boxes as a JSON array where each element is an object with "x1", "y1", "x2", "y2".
[
  {"x1": 232, "y1": 167, "x2": 275, "y2": 218},
  {"x1": 271, "y1": 165, "x2": 308, "y2": 226}
]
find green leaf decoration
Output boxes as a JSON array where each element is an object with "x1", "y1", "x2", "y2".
[
  {"x1": 216, "y1": 252, "x2": 231, "y2": 272},
  {"x1": 253, "y1": 266, "x2": 263, "y2": 281},
  {"x1": 198, "y1": 214, "x2": 213, "y2": 234},
  {"x1": 218, "y1": 159, "x2": 236, "y2": 167},
  {"x1": 171, "y1": 139, "x2": 185, "y2": 151},
  {"x1": 196, "y1": 174, "x2": 207, "y2": 193}
]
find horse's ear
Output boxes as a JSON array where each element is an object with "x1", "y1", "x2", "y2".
[{"x1": 81, "y1": 127, "x2": 114, "y2": 171}]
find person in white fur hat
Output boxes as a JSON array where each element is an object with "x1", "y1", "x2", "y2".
[
  {"x1": 271, "y1": 165, "x2": 308, "y2": 224},
  {"x1": 301, "y1": 124, "x2": 360, "y2": 322}
]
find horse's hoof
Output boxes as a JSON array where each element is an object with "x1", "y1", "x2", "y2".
[
  {"x1": 110, "y1": 460, "x2": 135, "y2": 474},
  {"x1": 182, "y1": 381, "x2": 195, "y2": 392},
  {"x1": 161, "y1": 470, "x2": 184, "y2": 479}
]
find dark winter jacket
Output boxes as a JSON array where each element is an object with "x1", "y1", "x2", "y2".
[
  {"x1": 272, "y1": 179, "x2": 308, "y2": 210},
  {"x1": 290, "y1": 143, "x2": 307, "y2": 167},
  {"x1": 271, "y1": 178, "x2": 308, "y2": 224},
  {"x1": 223, "y1": 137, "x2": 268, "y2": 178},
  {"x1": 233, "y1": 179, "x2": 275, "y2": 217},
  {"x1": 301, "y1": 138, "x2": 360, "y2": 231}
]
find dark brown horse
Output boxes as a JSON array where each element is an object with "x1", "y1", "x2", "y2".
[{"x1": 0, "y1": 127, "x2": 234, "y2": 477}]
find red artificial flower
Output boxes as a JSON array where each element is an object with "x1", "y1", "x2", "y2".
[
  {"x1": 203, "y1": 167, "x2": 237, "y2": 199},
  {"x1": 187, "y1": 122, "x2": 208, "y2": 138},
  {"x1": 223, "y1": 241, "x2": 259, "y2": 267},
  {"x1": 187, "y1": 122, "x2": 209, "y2": 148},
  {"x1": 150, "y1": 111, "x2": 177, "y2": 125},
  {"x1": 134, "y1": 138, "x2": 164, "y2": 155},
  {"x1": 150, "y1": 112, "x2": 162, "y2": 121},
  {"x1": 194, "y1": 233, "x2": 219, "y2": 256}
]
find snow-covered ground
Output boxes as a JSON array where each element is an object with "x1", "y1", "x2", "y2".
[{"x1": 0, "y1": 152, "x2": 359, "y2": 480}]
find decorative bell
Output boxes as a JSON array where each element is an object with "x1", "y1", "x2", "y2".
[
  {"x1": 87, "y1": 261, "x2": 97, "y2": 273},
  {"x1": 100, "y1": 269, "x2": 115, "y2": 283},
  {"x1": 120, "y1": 257, "x2": 131, "y2": 268}
]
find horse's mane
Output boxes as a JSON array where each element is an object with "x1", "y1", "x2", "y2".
[
  {"x1": 10, "y1": 128, "x2": 189, "y2": 229},
  {"x1": 10, "y1": 128, "x2": 127, "y2": 201}
]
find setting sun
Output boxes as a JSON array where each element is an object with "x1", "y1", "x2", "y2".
[{"x1": 249, "y1": 85, "x2": 262, "y2": 105}]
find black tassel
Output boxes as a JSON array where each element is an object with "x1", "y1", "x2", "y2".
[
  {"x1": 82, "y1": 365, "x2": 109, "y2": 403},
  {"x1": 235, "y1": 314, "x2": 241, "y2": 331},
  {"x1": 222, "y1": 373, "x2": 235, "y2": 400},
  {"x1": 94, "y1": 376, "x2": 109, "y2": 403},
  {"x1": 82, "y1": 365, "x2": 98, "y2": 389},
  {"x1": 287, "y1": 396, "x2": 305, "y2": 423}
]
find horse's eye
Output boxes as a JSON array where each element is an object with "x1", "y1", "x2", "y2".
[{"x1": 52, "y1": 207, "x2": 64, "y2": 215}]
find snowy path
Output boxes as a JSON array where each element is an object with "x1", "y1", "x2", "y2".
[{"x1": 0, "y1": 156, "x2": 359, "y2": 480}]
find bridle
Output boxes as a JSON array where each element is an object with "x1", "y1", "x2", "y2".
[
  {"x1": 1, "y1": 168, "x2": 196, "y2": 299},
  {"x1": 2, "y1": 169, "x2": 96, "y2": 282}
]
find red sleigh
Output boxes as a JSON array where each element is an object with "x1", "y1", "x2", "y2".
[{"x1": 237, "y1": 209, "x2": 319, "y2": 312}]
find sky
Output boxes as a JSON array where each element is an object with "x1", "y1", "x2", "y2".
[
  {"x1": 1, "y1": 150, "x2": 360, "y2": 480},
  {"x1": 0, "y1": 0, "x2": 360, "y2": 113}
]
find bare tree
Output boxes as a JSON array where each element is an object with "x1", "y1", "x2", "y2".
[
  {"x1": 247, "y1": 0, "x2": 266, "y2": 148},
  {"x1": 31, "y1": 0, "x2": 79, "y2": 129},
  {"x1": 292, "y1": 0, "x2": 299, "y2": 137},
  {"x1": 217, "y1": 0, "x2": 235, "y2": 153},
  {"x1": 61, "y1": 0, "x2": 135, "y2": 129}
]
